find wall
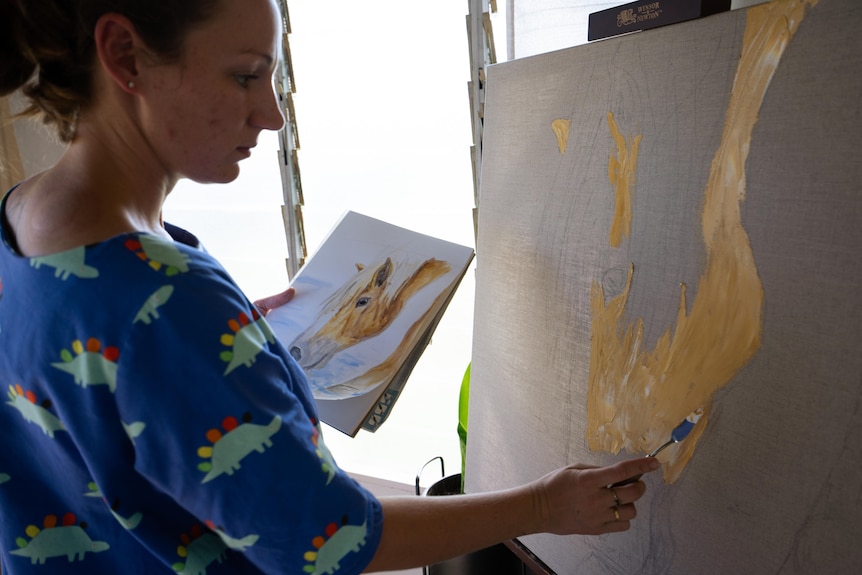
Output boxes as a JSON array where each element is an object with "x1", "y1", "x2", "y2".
[{"x1": 0, "y1": 93, "x2": 65, "y2": 187}]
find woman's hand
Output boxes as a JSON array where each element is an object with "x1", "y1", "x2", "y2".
[
  {"x1": 530, "y1": 456, "x2": 660, "y2": 535},
  {"x1": 367, "y1": 456, "x2": 659, "y2": 572},
  {"x1": 253, "y1": 287, "x2": 295, "y2": 316}
]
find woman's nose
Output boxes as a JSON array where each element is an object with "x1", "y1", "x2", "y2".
[{"x1": 253, "y1": 81, "x2": 286, "y2": 131}]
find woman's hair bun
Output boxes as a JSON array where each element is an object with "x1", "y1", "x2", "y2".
[
  {"x1": 1, "y1": 0, "x2": 226, "y2": 142},
  {"x1": 0, "y1": 1, "x2": 38, "y2": 96}
]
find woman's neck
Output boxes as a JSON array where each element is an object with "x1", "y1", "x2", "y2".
[{"x1": 4, "y1": 134, "x2": 172, "y2": 257}]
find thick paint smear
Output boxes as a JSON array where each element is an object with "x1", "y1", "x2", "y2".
[
  {"x1": 587, "y1": 0, "x2": 818, "y2": 483},
  {"x1": 607, "y1": 112, "x2": 641, "y2": 248},
  {"x1": 552, "y1": 118, "x2": 571, "y2": 154}
]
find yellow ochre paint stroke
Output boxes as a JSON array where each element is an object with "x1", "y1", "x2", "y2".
[
  {"x1": 587, "y1": 0, "x2": 818, "y2": 483},
  {"x1": 552, "y1": 118, "x2": 571, "y2": 154},
  {"x1": 607, "y1": 113, "x2": 642, "y2": 248}
]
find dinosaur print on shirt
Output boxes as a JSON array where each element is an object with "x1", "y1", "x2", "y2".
[
  {"x1": 125, "y1": 235, "x2": 191, "y2": 276},
  {"x1": 123, "y1": 420, "x2": 147, "y2": 444},
  {"x1": 51, "y1": 338, "x2": 120, "y2": 392},
  {"x1": 204, "y1": 520, "x2": 259, "y2": 552},
  {"x1": 134, "y1": 284, "x2": 175, "y2": 325},
  {"x1": 197, "y1": 413, "x2": 282, "y2": 483},
  {"x1": 311, "y1": 423, "x2": 338, "y2": 485},
  {"x1": 84, "y1": 484, "x2": 144, "y2": 531},
  {"x1": 0, "y1": 221, "x2": 384, "y2": 571},
  {"x1": 219, "y1": 309, "x2": 276, "y2": 375},
  {"x1": 6, "y1": 385, "x2": 66, "y2": 438},
  {"x1": 172, "y1": 524, "x2": 227, "y2": 574},
  {"x1": 10, "y1": 513, "x2": 109, "y2": 566},
  {"x1": 303, "y1": 518, "x2": 368, "y2": 575},
  {"x1": 30, "y1": 247, "x2": 99, "y2": 280}
]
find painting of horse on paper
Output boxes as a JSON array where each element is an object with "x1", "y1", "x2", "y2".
[{"x1": 280, "y1": 254, "x2": 451, "y2": 398}]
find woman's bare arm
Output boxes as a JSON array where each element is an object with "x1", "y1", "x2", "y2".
[{"x1": 365, "y1": 456, "x2": 660, "y2": 572}]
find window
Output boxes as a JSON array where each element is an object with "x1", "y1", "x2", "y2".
[{"x1": 164, "y1": 2, "x2": 475, "y2": 485}]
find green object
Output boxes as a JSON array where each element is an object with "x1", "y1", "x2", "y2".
[{"x1": 457, "y1": 363, "x2": 471, "y2": 487}]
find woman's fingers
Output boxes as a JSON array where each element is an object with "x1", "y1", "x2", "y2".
[
  {"x1": 592, "y1": 456, "x2": 660, "y2": 489},
  {"x1": 606, "y1": 481, "x2": 646, "y2": 508},
  {"x1": 537, "y1": 459, "x2": 653, "y2": 535},
  {"x1": 254, "y1": 287, "x2": 295, "y2": 316}
]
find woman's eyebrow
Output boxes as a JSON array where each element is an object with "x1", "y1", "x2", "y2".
[{"x1": 240, "y1": 49, "x2": 275, "y2": 65}]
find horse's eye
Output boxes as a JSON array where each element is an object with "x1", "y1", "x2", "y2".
[{"x1": 356, "y1": 297, "x2": 371, "y2": 308}]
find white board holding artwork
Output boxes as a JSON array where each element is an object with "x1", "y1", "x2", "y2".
[
  {"x1": 267, "y1": 211, "x2": 474, "y2": 436},
  {"x1": 466, "y1": 0, "x2": 862, "y2": 573}
]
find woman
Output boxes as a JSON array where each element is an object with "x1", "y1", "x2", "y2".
[{"x1": 0, "y1": 0, "x2": 658, "y2": 573}]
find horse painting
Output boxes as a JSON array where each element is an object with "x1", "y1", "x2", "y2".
[{"x1": 286, "y1": 255, "x2": 451, "y2": 395}]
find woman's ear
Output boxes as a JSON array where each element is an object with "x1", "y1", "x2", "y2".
[{"x1": 93, "y1": 13, "x2": 142, "y2": 93}]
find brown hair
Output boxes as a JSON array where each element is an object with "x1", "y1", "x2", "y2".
[{"x1": 0, "y1": 0, "x2": 223, "y2": 142}]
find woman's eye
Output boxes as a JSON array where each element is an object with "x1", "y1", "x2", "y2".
[{"x1": 236, "y1": 74, "x2": 258, "y2": 88}]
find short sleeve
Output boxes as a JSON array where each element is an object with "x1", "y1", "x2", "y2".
[{"x1": 82, "y1": 238, "x2": 384, "y2": 574}]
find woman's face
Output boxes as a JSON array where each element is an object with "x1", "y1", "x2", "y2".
[{"x1": 139, "y1": 0, "x2": 284, "y2": 184}]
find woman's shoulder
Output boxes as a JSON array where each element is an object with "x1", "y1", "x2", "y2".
[
  {"x1": 3, "y1": 226, "x2": 245, "y2": 325},
  {"x1": 20, "y1": 230, "x2": 226, "y2": 286},
  {"x1": 96, "y1": 231, "x2": 247, "y2": 318}
]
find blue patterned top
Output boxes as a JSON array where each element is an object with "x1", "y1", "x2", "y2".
[{"x1": 0, "y1": 188, "x2": 383, "y2": 574}]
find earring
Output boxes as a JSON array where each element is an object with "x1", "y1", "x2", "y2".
[{"x1": 127, "y1": 80, "x2": 135, "y2": 89}]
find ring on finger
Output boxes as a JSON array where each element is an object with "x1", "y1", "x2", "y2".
[
  {"x1": 611, "y1": 488, "x2": 620, "y2": 506},
  {"x1": 613, "y1": 507, "x2": 621, "y2": 521}
]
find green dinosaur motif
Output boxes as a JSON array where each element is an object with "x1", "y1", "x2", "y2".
[
  {"x1": 110, "y1": 507, "x2": 143, "y2": 531},
  {"x1": 172, "y1": 530, "x2": 227, "y2": 575},
  {"x1": 220, "y1": 310, "x2": 276, "y2": 375},
  {"x1": 311, "y1": 424, "x2": 338, "y2": 485},
  {"x1": 303, "y1": 520, "x2": 368, "y2": 575},
  {"x1": 139, "y1": 235, "x2": 191, "y2": 273},
  {"x1": 139, "y1": 235, "x2": 191, "y2": 271},
  {"x1": 84, "y1": 484, "x2": 143, "y2": 530},
  {"x1": 29, "y1": 247, "x2": 99, "y2": 280},
  {"x1": 134, "y1": 285, "x2": 175, "y2": 325},
  {"x1": 124, "y1": 235, "x2": 191, "y2": 276},
  {"x1": 6, "y1": 385, "x2": 66, "y2": 438},
  {"x1": 197, "y1": 415, "x2": 282, "y2": 484},
  {"x1": 51, "y1": 338, "x2": 120, "y2": 393},
  {"x1": 204, "y1": 521, "x2": 259, "y2": 552},
  {"x1": 123, "y1": 420, "x2": 146, "y2": 443},
  {"x1": 11, "y1": 522, "x2": 109, "y2": 565}
]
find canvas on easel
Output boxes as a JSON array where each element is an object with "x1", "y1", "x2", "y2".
[{"x1": 466, "y1": 0, "x2": 862, "y2": 573}]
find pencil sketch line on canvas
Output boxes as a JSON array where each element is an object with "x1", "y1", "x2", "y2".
[
  {"x1": 587, "y1": 0, "x2": 817, "y2": 482},
  {"x1": 286, "y1": 255, "x2": 451, "y2": 398}
]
